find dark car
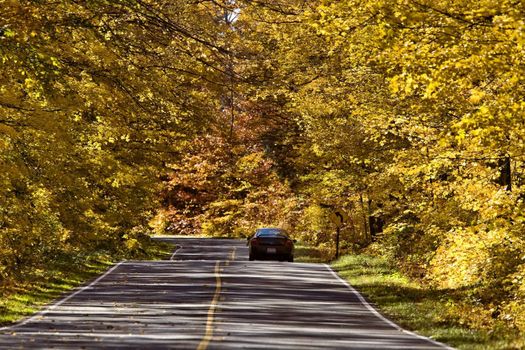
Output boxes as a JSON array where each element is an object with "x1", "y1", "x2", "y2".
[{"x1": 247, "y1": 228, "x2": 295, "y2": 262}]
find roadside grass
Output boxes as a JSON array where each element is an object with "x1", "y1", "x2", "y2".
[
  {"x1": 0, "y1": 239, "x2": 175, "y2": 327},
  {"x1": 294, "y1": 243, "x2": 329, "y2": 263},
  {"x1": 332, "y1": 254, "x2": 524, "y2": 350}
]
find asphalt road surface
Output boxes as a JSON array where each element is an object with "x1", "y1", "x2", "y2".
[{"x1": 0, "y1": 237, "x2": 453, "y2": 349}]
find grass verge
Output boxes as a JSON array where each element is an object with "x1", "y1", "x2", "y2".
[
  {"x1": 294, "y1": 243, "x2": 329, "y2": 263},
  {"x1": 332, "y1": 254, "x2": 524, "y2": 350},
  {"x1": 0, "y1": 238, "x2": 175, "y2": 327}
]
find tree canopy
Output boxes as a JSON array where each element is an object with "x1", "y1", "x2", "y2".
[{"x1": 2, "y1": 0, "x2": 525, "y2": 335}]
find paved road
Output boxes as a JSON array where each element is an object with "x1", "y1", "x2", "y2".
[{"x1": 0, "y1": 238, "x2": 453, "y2": 349}]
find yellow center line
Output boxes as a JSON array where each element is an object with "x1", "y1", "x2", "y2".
[{"x1": 197, "y1": 261, "x2": 222, "y2": 350}]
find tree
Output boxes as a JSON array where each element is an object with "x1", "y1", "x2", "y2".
[{"x1": 0, "y1": 0, "x2": 237, "y2": 277}]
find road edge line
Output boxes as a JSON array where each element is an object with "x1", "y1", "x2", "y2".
[
  {"x1": 323, "y1": 264, "x2": 455, "y2": 350},
  {"x1": 0, "y1": 261, "x2": 125, "y2": 332},
  {"x1": 170, "y1": 245, "x2": 182, "y2": 260},
  {"x1": 197, "y1": 261, "x2": 222, "y2": 350}
]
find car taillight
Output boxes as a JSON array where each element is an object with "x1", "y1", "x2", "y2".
[
  {"x1": 285, "y1": 239, "x2": 293, "y2": 247},
  {"x1": 251, "y1": 238, "x2": 259, "y2": 246}
]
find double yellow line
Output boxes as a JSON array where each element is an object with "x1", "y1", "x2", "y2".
[{"x1": 197, "y1": 247, "x2": 236, "y2": 350}]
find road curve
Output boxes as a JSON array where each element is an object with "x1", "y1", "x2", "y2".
[{"x1": 0, "y1": 237, "x2": 453, "y2": 349}]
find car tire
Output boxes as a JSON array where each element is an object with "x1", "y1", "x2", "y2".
[
  {"x1": 249, "y1": 254, "x2": 255, "y2": 261},
  {"x1": 287, "y1": 255, "x2": 294, "y2": 263}
]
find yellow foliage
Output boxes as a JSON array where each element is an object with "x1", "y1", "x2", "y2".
[{"x1": 429, "y1": 228, "x2": 490, "y2": 289}]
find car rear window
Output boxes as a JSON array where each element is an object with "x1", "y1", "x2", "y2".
[{"x1": 256, "y1": 229, "x2": 287, "y2": 237}]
